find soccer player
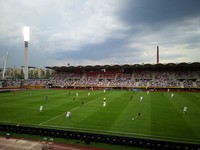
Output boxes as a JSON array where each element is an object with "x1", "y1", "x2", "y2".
[
  {"x1": 46, "y1": 95, "x2": 48, "y2": 100},
  {"x1": 65, "y1": 111, "x2": 71, "y2": 118},
  {"x1": 183, "y1": 106, "x2": 187, "y2": 114},
  {"x1": 171, "y1": 93, "x2": 174, "y2": 98},
  {"x1": 147, "y1": 91, "x2": 149, "y2": 94},
  {"x1": 130, "y1": 95, "x2": 133, "y2": 101},
  {"x1": 103, "y1": 100, "x2": 106, "y2": 107},
  {"x1": 76, "y1": 92, "x2": 79, "y2": 97},
  {"x1": 140, "y1": 96, "x2": 143, "y2": 101},
  {"x1": 88, "y1": 91, "x2": 90, "y2": 96},
  {"x1": 135, "y1": 112, "x2": 141, "y2": 119},
  {"x1": 40, "y1": 105, "x2": 43, "y2": 112}
]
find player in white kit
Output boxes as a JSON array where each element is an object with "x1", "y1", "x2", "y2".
[
  {"x1": 103, "y1": 100, "x2": 106, "y2": 107},
  {"x1": 65, "y1": 111, "x2": 71, "y2": 118},
  {"x1": 40, "y1": 105, "x2": 43, "y2": 112},
  {"x1": 140, "y1": 96, "x2": 143, "y2": 101},
  {"x1": 171, "y1": 93, "x2": 174, "y2": 98}
]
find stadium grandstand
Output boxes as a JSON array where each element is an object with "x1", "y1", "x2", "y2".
[
  {"x1": 1, "y1": 62, "x2": 200, "y2": 91},
  {"x1": 4, "y1": 62, "x2": 197, "y2": 90},
  {"x1": 50, "y1": 63, "x2": 199, "y2": 90},
  {"x1": 0, "y1": 62, "x2": 200, "y2": 150}
]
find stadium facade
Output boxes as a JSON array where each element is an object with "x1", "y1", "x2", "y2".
[
  {"x1": 45, "y1": 62, "x2": 200, "y2": 90},
  {"x1": 0, "y1": 62, "x2": 200, "y2": 90}
]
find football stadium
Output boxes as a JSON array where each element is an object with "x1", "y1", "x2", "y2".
[
  {"x1": 0, "y1": 63, "x2": 200, "y2": 149},
  {"x1": 1, "y1": 1, "x2": 200, "y2": 149}
]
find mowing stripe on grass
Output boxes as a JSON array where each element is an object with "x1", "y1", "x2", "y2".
[
  {"x1": 38, "y1": 113, "x2": 65, "y2": 126},
  {"x1": 1, "y1": 91, "x2": 200, "y2": 144},
  {"x1": 2, "y1": 120, "x2": 199, "y2": 143},
  {"x1": 38, "y1": 124, "x2": 200, "y2": 143},
  {"x1": 38, "y1": 92, "x2": 114, "y2": 125}
]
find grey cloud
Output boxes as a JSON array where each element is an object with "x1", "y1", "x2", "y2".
[
  {"x1": 118, "y1": 0, "x2": 200, "y2": 28},
  {"x1": 0, "y1": 0, "x2": 200, "y2": 68}
]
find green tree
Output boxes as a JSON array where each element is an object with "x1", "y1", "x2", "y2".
[
  {"x1": 45, "y1": 69, "x2": 51, "y2": 79},
  {"x1": 41, "y1": 70, "x2": 45, "y2": 79},
  {"x1": 18, "y1": 68, "x2": 24, "y2": 79},
  {"x1": 34, "y1": 70, "x2": 39, "y2": 78},
  {"x1": 29, "y1": 70, "x2": 34, "y2": 79}
]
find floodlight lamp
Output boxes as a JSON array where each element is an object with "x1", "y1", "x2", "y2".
[{"x1": 23, "y1": 26, "x2": 29, "y2": 42}]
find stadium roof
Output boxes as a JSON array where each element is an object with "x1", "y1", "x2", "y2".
[{"x1": 46, "y1": 62, "x2": 200, "y2": 72}]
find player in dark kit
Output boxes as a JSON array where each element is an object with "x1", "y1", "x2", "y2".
[
  {"x1": 135, "y1": 112, "x2": 141, "y2": 119},
  {"x1": 81, "y1": 101, "x2": 84, "y2": 105},
  {"x1": 130, "y1": 95, "x2": 133, "y2": 101}
]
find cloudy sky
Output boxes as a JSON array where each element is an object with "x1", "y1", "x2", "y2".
[{"x1": 0, "y1": 0, "x2": 200, "y2": 68}]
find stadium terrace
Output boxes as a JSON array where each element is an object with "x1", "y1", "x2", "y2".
[
  {"x1": 0, "y1": 62, "x2": 200, "y2": 90},
  {"x1": 44, "y1": 62, "x2": 200, "y2": 90}
]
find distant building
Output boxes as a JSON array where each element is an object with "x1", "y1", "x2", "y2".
[{"x1": 0, "y1": 67, "x2": 53, "y2": 79}]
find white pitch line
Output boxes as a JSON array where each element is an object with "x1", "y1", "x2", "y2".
[
  {"x1": 4, "y1": 92, "x2": 199, "y2": 144},
  {"x1": 38, "y1": 113, "x2": 65, "y2": 126},
  {"x1": 38, "y1": 92, "x2": 113, "y2": 125},
  {"x1": 38, "y1": 100, "x2": 93, "y2": 126}
]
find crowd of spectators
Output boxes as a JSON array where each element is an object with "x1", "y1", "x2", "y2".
[
  {"x1": 134, "y1": 70, "x2": 153, "y2": 79},
  {"x1": 66, "y1": 73, "x2": 82, "y2": 79},
  {"x1": 0, "y1": 79, "x2": 48, "y2": 87},
  {"x1": 75, "y1": 72, "x2": 98, "y2": 86},
  {"x1": 65, "y1": 79, "x2": 76, "y2": 86},
  {"x1": 175, "y1": 71, "x2": 197, "y2": 79},
  {"x1": 109, "y1": 73, "x2": 135, "y2": 87},
  {"x1": 149, "y1": 71, "x2": 178, "y2": 87},
  {"x1": 1, "y1": 79, "x2": 21, "y2": 87},
  {"x1": 47, "y1": 72, "x2": 69, "y2": 87},
  {"x1": 196, "y1": 81, "x2": 200, "y2": 87},
  {"x1": 23, "y1": 79, "x2": 48, "y2": 86},
  {"x1": 182, "y1": 80, "x2": 194, "y2": 88},
  {"x1": 98, "y1": 72, "x2": 116, "y2": 79},
  {"x1": 1, "y1": 70, "x2": 199, "y2": 88}
]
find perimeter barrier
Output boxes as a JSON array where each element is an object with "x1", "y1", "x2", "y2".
[{"x1": 0, "y1": 123, "x2": 199, "y2": 150}]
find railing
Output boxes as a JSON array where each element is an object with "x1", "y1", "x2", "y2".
[{"x1": 0, "y1": 123, "x2": 199, "y2": 149}]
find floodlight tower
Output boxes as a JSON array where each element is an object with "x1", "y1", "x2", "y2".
[
  {"x1": 23, "y1": 26, "x2": 29, "y2": 80},
  {"x1": 157, "y1": 46, "x2": 159, "y2": 64}
]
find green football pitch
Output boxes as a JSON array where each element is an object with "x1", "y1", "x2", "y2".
[{"x1": 0, "y1": 89, "x2": 200, "y2": 144}]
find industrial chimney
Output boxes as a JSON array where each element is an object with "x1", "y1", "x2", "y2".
[{"x1": 157, "y1": 46, "x2": 159, "y2": 64}]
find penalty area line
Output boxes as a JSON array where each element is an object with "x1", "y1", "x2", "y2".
[
  {"x1": 38, "y1": 113, "x2": 65, "y2": 126},
  {"x1": 38, "y1": 105, "x2": 82, "y2": 126},
  {"x1": 38, "y1": 94, "x2": 108, "y2": 126}
]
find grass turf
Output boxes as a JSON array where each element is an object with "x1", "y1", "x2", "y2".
[{"x1": 0, "y1": 89, "x2": 200, "y2": 144}]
